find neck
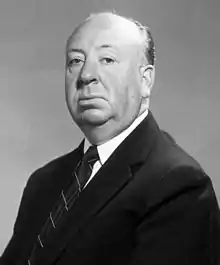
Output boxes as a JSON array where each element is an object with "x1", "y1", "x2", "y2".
[{"x1": 81, "y1": 107, "x2": 149, "y2": 145}]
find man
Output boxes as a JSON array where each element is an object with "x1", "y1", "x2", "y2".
[{"x1": 1, "y1": 12, "x2": 220, "y2": 265}]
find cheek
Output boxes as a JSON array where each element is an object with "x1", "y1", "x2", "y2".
[
  {"x1": 127, "y1": 67, "x2": 142, "y2": 97},
  {"x1": 99, "y1": 73, "x2": 127, "y2": 112},
  {"x1": 65, "y1": 74, "x2": 78, "y2": 101},
  {"x1": 100, "y1": 66, "x2": 128, "y2": 95}
]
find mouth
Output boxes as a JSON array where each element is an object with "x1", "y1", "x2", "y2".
[
  {"x1": 78, "y1": 94, "x2": 105, "y2": 100},
  {"x1": 78, "y1": 96, "x2": 106, "y2": 108}
]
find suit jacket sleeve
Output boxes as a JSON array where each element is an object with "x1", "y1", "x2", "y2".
[
  {"x1": 130, "y1": 166, "x2": 220, "y2": 265},
  {"x1": 0, "y1": 169, "x2": 41, "y2": 265}
]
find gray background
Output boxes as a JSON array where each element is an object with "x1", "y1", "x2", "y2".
[{"x1": 0, "y1": 0, "x2": 219, "y2": 254}]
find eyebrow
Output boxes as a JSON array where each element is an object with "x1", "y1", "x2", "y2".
[
  {"x1": 67, "y1": 45, "x2": 118, "y2": 55},
  {"x1": 67, "y1": 48, "x2": 85, "y2": 55}
]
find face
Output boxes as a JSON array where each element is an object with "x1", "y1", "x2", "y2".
[{"x1": 65, "y1": 14, "x2": 149, "y2": 143}]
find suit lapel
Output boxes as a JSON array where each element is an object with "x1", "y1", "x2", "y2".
[{"x1": 33, "y1": 111, "x2": 159, "y2": 265}]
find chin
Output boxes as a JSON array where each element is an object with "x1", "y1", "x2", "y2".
[{"x1": 80, "y1": 109, "x2": 110, "y2": 126}]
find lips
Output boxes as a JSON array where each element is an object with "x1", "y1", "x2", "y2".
[
  {"x1": 78, "y1": 96, "x2": 105, "y2": 108},
  {"x1": 78, "y1": 94, "x2": 104, "y2": 100}
]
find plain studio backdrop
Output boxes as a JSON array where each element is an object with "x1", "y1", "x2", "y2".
[{"x1": 0, "y1": 0, "x2": 220, "y2": 254}]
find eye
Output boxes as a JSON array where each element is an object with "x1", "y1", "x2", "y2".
[
  {"x1": 100, "y1": 57, "x2": 116, "y2": 65},
  {"x1": 68, "y1": 57, "x2": 84, "y2": 67}
]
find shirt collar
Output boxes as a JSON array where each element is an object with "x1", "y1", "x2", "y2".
[{"x1": 84, "y1": 109, "x2": 148, "y2": 166}]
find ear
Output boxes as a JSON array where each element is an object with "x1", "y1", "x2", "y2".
[{"x1": 139, "y1": 65, "x2": 155, "y2": 98}]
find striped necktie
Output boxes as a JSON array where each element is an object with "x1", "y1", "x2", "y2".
[{"x1": 28, "y1": 145, "x2": 99, "y2": 264}]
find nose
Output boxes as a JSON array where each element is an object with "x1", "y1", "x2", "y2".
[{"x1": 77, "y1": 60, "x2": 98, "y2": 89}]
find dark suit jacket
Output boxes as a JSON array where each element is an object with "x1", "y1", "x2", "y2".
[{"x1": 1, "y1": 111, "x2": 220, "y2": 265}]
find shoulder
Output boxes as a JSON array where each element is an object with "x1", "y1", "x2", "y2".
[
  {"x1": 12, "y1": 147, "x2": 82, "y2": 228},
  {"x1": 143, "y1": 137, "x2": 217, "y2": 214},
  {"x1": 24, "y1": 147, "x2": 81, "y2": 197},
  {"x1": 138, "y1": 126, "x2": 216, "y2": 201},
  {"x1": 150, "y1": 128, "x2": 202, "y2": 174}
]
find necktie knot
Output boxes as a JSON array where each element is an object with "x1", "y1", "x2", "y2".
[
  {"x1": 82, "y1": 145, "x2": 99, "y2": 167},
  {"x1": 77, "y1": 145, "x2": 99, "y2": 189}
]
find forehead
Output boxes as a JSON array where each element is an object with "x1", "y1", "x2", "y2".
[{"x1": 67, "y1": 14, "x2": 142, "y2": 53}]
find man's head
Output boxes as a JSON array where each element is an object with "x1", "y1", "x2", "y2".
[{"x1": 65, "y1": 12, "x2": 155, "y2": 144}]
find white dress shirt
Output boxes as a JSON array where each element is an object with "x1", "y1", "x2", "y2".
[{"x1": 83, "y1": 109, "x2": 149, "y2": 187}]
